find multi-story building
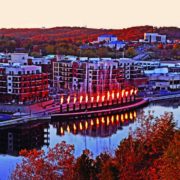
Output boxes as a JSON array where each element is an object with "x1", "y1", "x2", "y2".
[
  {"x1": 53, "y1": 58, "x2": 124, "y2": 93},
  {"x1": 98, "y1": 34, "x2": 118, "y2": 42},
  {"x1": 144, "y1": 33, "x2": 167, "y2": 43},
  {"x1": 0, "y1": 63, "x2": 49, "y2": 104}
]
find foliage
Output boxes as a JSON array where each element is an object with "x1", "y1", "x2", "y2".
[
  {"x1": 11, "y1": 141, "x2": 75, "y2": 180},
  {"x1": 11, "y1": 112, "x2": 179, "y2": 180}
]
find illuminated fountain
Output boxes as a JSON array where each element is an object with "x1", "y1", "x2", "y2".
[{"x1": 54, "y1": 87, "x2": 148, "y2": 119}]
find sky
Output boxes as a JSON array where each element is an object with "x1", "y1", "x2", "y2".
[{"x1": 0, "y1": 0, "x2": 179, "y2": 29}]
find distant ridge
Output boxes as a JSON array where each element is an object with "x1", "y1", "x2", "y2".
[{"x1": 0, "y1": 26, "x2": 179, "y2": 43}]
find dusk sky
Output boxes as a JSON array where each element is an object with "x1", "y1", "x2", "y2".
[{"x1": 0, "y1": 0, "x2": 179, "y2": 28}]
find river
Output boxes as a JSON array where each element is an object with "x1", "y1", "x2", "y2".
[{"x1": 0, "y1": 100, "x2": 180, "y2": 179}]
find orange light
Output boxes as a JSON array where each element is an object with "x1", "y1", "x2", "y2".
[
  {"x1": 107, "y1": 91, "x2": 110, "y2": 100},
  {"x1": 130, "y1": 112, "x2": 133, "y2": 120},
  {"x1": 91, "y1": 96, "x2": 94, "y2": 103},
  {"x1": 111, "y1": 115, "x2": 114, "y2": 124},
  {"x1": 134, "y1": 89, "x2": 138, "y2": 95},
  {"x1": 102, "y1": 95, "x2": 105, "y2": 102},
  {"x1": 67, "y1": 125, "x2": 70, "y2": 133},
  {"x1": 97, "y1": 95, "x2": 100, "y2": 102},
  {"x1": 125, "y1": 91, "x2": 129, "y2": 97},
  {"x1": 116, "y1": 114, "x2": 119, "y2": 121},
  {"x1": 107, "y1": 116, "x2": 110, "y2": 126},
  {"x1": 112, "y1": 92, "x2": 115, "y2": 100},
  {"x1": 73, "y1": 123, "x2": 77, "y2": 131},
  {"x1": 130, "y1": 89, "x2": 134, "y2": 95},
  {"x1": 74, "y1": 96, "x2": 77, "y2": 104},
  {"x1": 85, "y1": 95, "x2": 88, "y2": 103},
  {"x1": 60, "y1": 127, "x2": 64, "y2": 134},
  {"x1": 60, "y1": 96, "x2": 64, "y2": 104},
  {"x1": 67, "y1": 96, "x2": 70, "y2": 104},
  {"x1": 121, "y1": 89, "x2": 125, "y2": 98},
  {"x1": 80, "y1": 96, "x2": 83, "y2": 103},
  {"x1": 96, "y1": 118, "x2": 99, "y2": 125},
  {"x1": 117, "y1": 92, "x2": 120, "y2": 98},
  {"x1": 121, "y1": 114, "x2": 124, "y2": 122},
  {"x1": 101, "y1": 117, "x2": 105, "y2": 124},
  {"x1": 79, "y1": 122, "x2": 83, "y2": 130},
  {"x1": 91, "y1": 119, "x2": 94, "y2": 126},
  {"x1": 134, "y1": 111, "x2": 137, "y2": 118},
  {"x1": 125, "y1": 113, "x2": 128, "y2": 120},
  {"x1": 85, "y1": 121, "x2": 88, "y2": 129}
]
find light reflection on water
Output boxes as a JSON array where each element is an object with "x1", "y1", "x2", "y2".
[{"x1": 0, "y1": 100, "x2": 180, "y2": 179}]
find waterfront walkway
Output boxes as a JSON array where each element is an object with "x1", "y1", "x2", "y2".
[{"x1": 0, "y1": 98, "x2": 148, "y2": 128}]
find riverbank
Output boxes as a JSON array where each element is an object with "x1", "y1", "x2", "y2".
[{"x1": 149, "y1": 93, "x2": 180, "y2": 102}]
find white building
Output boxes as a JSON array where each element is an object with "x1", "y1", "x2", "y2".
[
  {"x1": 144, "y1": 33, "x2": 166, "y2": 43},
  {"x1": 104, "y1": 41, "x2": 126, "y2": 50},
  {"x1": 98, "y1": 35, "x2": 118, "y2": 42}
]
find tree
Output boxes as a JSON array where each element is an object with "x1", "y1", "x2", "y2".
[
  {"x1": 73, "y1": 149, "x2": 96, "y2": 180},
  {"x1": 11, "y1": 141, "x2": 75, "y2": 180},
  {"x1": 125, "y1": 47, "x2": 137, "y2": 58}
]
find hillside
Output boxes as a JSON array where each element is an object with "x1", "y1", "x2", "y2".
[{"x1": 0, "y1": 26, "x2": 179, "y2": 54}]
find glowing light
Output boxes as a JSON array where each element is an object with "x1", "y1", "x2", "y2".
[
  {"x1": 74, "y1": 96, "x2": 77, "y2": 104},
  {"x1": 117, "y1": 92, "x2": 120, "y2": 98},
  {"x1": 80, "y1": 96, "x2": 83, "y2": 103},
  {"x1": 121, "y1": 89, "x2": 125, "y2": 97},
  {"x1": 107, "y1": 116, "x2": 110, "y2": 126},
  {"x1": 130, "y1": 89, "x2": 134, "y2": 95},
  {"x1": 134, "y1": 111, "x2": 137, "y2": 118},
  {"x1": 60, "y1": 96, "x2": 64, "y2": 104},
  {"x1": 97, "y1": 95, "x2": 100, "y2": 102},
  {"x1": 67, "y1": 125, "x2": 70, "y2": 133},
  {"x1": 125, "y1": 113, "x2": 128, "y2": 120},
  {"x1": 91, "y1": 96, "x2": 94, "y2": 103},
  {"x1": 79, "y1": 122, "x2": 83, "y2": 130},
  {"x1": 101, "y1": 117, "x2": 105, "y2": 124},
  {"x1": 67, "y1": 96, "x2": 70, "y2": 104},
  {"x1": 112, "y1": 92, "x2": 115, "y2": 100},
  {"x1": 121, "y1": 114, "x2": 124, "y2": 122},
  {"x1": 125, "y1": 91, "x2": 129, "y2": 97},
  {"x1": 60, "y1": 127, "x2": 64, "y2": 134},
  {"x1": 96, "y1": 118, "x2": 99, "y2": 125},
  {"x1": 91, "y1": 119, "x2": 94, "y2": 126},
  {"x1": 107, "y1": 91, "x2": 110, "y2": 100},
  {"x1": 85, "y1": 121, "x2": 88, "y2": 129},
  {"x1": 102, "y1": 95, "x2": 105, "y2": 102},
  {"x1": 73, "y1": 123, "x2": 77, "y2": 131},
  {"x1": 134, "y1": 89, "x2": 138, "y2": 95},
  {"x1": 116, "y1": 114, "x2": 119, "y2": 121},
  {"x1": 111, "y1": 115, "x2": 114, "y2": 124},
  {"x1": 85, "y1": 95, "x2": 88, "y2": 103},
  {"x1": 130, "y1": 112, "x2": 133, "y2": 120}
]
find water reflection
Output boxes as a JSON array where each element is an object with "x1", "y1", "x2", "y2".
[
  {"x1": 51, "y1": 110, "x2": 137, "y2": 138},
  {"x1": 0, "y1": 122, "x2": 49, "y2": 156}
]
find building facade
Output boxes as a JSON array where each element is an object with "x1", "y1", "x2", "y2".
[
  {"x1": 0, "y1": 64, "x2": 49, "y2": 104},
  {"x1": 53, "y1": 59, "x2": 125, "y2": 94},
  {"x1": 98, "y1": 34, "x2": 118, "y2": 42},
  {"x1": 144, "y1": 33, "x2": 166, "y2": 43}
]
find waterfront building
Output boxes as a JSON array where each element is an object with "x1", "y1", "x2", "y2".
[
  {"x1": 53, "y1": 58, "x2": 124, "y2": 93},
  {"x1": 0, "y1": 63, "x2": 49, "y2": 104},
  {"x1": 148, "y1": 73, "x2": 180, "y2": 91}
]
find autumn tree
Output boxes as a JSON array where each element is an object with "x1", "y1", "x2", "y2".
[{"x1": 11, "y1": 141, "x2": 75, "y2": 180}]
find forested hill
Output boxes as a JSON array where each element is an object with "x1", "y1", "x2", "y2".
[{"x1": 0, "y1": 26, "x2": 179, "y2": 43}]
